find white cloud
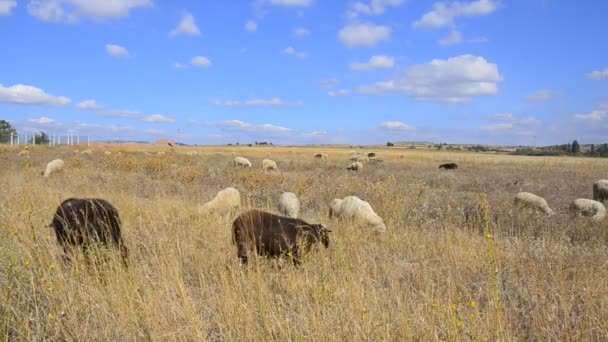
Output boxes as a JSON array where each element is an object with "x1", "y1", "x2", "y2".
[
  {"x1": 328, "y1": 89, "x2": 351, "y2": 97},
  {"x1": 28, "y1": 116, "x2": 55, "y2": 124},
  {"x1": 350, "y1": 55, "x2": 395, "y2": 71},
  {"x1": 105, "y1": 44, "x2": 129, "y2": 57},
  {"x1": 27, "y1": 0, "x2": 151, "y2": 23},
  {"x1": 338, "y1": 23, "x2": 391, "y2": 48},
  {"x1": 0, "y1": 84, "x2": 70, "y2": 106},
  {"x1": 574, "y1": 110, "x2": 606, "y2": 122},
  {"x1": 142, "y1": 114, "x2": 176, "y2": 123},
  {"x1": 352, "y1": 54, "x2": 502, "y2": 102},
  {"x1": 97, "y1": 109, "x2": 143, "y2": 119},
  {"x1": 319, "y1": 78, "x2": 340, "y2": 90},
  {"x1": 587, "y1": 68, "x2": 608, "y2": 80},
  {"x1": 525, "y1": 89, "x2": 554, "y2": 102},
  {"x1": 173, "y1": 62, "x2": 189, "y2": 69},
  {"x1": 294, "y1": 27, "x2": 311, "y2": 37},
  {"x1": 268, "y1": 0, "x2": 312, "y2": 7},
  {"x1": 282, "y1": 46, "x2": 307, "y2": 58},
  {"x1": 212, "y1": 98, "x2": 303, "y2": 107},
  {"x1": 75, "y1": 99, "x2": 103, "y2": 110},
  {"x1": 346, "y1": 0, "x2": 405, "y2": 18},
  {"x1": 191, "y1": 56, "x2": 211, "y2": 68},
  {"x1": 413, "y1": 0, "x2": 499, "y2": 29},
  {"x1": 169, "y1": 13, "x2": 201, "y2": 37},
  {"x1": 480, "y1": 122, "x2": 512, "y2": 131},
  {"x1": 482, "y1": 113, "x2": 541, "y2": 134},
  {"x1": 379, "y1": 121, "x2": 414, "y2": 131},
  {"x1": 493, "y1": 113, "x2": 513, "y2": 121},
  {"x1": 245, "y1": 20, "x2": 258, "y2": 32},
  {"x1": 0, "y1": 0, "x2": 17, "y2": 15},
  {"x1": 438, "y1": 30, "x2": 463, "y2": 46},
  {"x1": 197, "y1": 119, "x2": 294, "y2": 136}
]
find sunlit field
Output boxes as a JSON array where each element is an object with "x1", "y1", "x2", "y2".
[{"x1": 1, "y1": 144, "x2": 608, "y2": 340}]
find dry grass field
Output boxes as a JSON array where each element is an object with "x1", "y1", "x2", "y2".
[{"x1": 1, "y1": 144, "x2": 608, "y2": 340}]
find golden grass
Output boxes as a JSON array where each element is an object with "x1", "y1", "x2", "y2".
[{"x1": 2, "y1": 144, "x2": 608, "y2": 339}]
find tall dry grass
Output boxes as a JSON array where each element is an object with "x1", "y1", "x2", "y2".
[{"x1": 1, "y1": 144, "x2": 608, "y2": 340}]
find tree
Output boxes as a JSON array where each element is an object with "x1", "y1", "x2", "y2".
[
  {"x1": 571, "y1": 140, "x2": 580, "y2": 154},
  {"x1": 35, "y1": 132, "x2": 50, "y2": 145},
  {"x1": 386, "y1": 142, "x2": 394, "y2": 147},
  {"x1": 0, "y1": 120, "x2": 17, "y2": 144}
]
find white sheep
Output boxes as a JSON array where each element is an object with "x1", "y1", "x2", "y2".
[
  {"x1": 198, "y1": 187, "x2": 241, "y2": 215},
  {"x1": 80, "y1": 149, "x2": 93, "y2": 156},
  {"x1": 278, "y1": 192, "x2": 300, "y2": 218},
  {"x1": 104, "y1": 151, "x2": 112, "y2": 155},
  {"x1": 262, "y1": 159, "x2": 278, "y2": 173},
  {"x1": 570, "y1": 198, "x2": 606, "y2": 222},
  {"x1": 233, "y1": 156, "x2": 252, "y2": 168},
  {"x1": 347, "y1": 162, "x2": 363, "y2": 171},
  {"x1": 157, "y1": 151, "x2": 166, "y2": 156},
  {"x1": 43, "y1": 159, "x2": 64, "y2": 178},
  {"x1": 350, "y1": 155, "x2": 369, "y2": 163},
  {"x1": 593, "y1": 179, "x2": 608, "y2": 203},
  {"x1": 329, "y1": 196, "x2": 386, "y2": 232},
  {"x1": 514, "y1": 192, "x2": 554, "y2": 215}
]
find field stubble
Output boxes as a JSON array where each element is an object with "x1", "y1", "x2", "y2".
[{"x1": 1, "y1": 145, "x2": 608, "y2": 340}]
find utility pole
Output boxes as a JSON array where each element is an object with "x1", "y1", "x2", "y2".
[{"x1": 32, "y1": 132, "x2": 35, "y2": 145}]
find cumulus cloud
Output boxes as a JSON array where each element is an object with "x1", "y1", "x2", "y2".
[
  {"x1": 294, "y1": 27, "x2": 311, "y2": 37},
  {"x1": 142, "y1": 114, "x2": 176, "y2": 123},
  {"x1": 379, "y1": 121, "x2": 414, "y2": 131},
  {"x1": 0, "y1": 84, "x2": 70, "y2": 106},
  {"x1": 346, "y1": 0, "x2": 405, "y2": 18},
  {"x1": 169, "y1": 13, "x2": 201, "y2": 37},
  {"x1": 413, "y1": 0, "x2": 499, "y2": 29},
  {"x1": 348, "y1": 54, "x2": 502, "y2": 102},
  {"x1": 587, "y1": 68, "x2": 608, "y2": 80},
  {"x1": 0, "y1": 0, "x2": 17, "y2": 15},
  {"x1": 438, "y1": 30, "x2": 463, "y2": 46},
  {"x1": 27, "y1": 0, "x2": 151, "y2": 23},
  {"x1": 268, "y1": 0, "x2": 313, "y2": 7},
  {"x1": 525, "y1": 89, "x2": 555, "y2": 102},
  {"x1": 350, "y1": 55, "x2": 395, "y2": 71},
  {"x1": 282, "y1": 46, "x2": 307, "y2": 58},
  {"x1": 28, "y1": 116, "x2": 55, "y2": 124},
  {"x1": 481, "y1": 113, "x2": 541, "y2": 134},
  {"x1": 105, "y1": 44, "x2": 129, "y2": 57},
  {"x1": 97, "y1": 109, "x2": 143, "y2": 119},
  {"x1": 574, "y1": 110, "x2": 606, "y2": 122},
  {"x1": 76, "y1": 99, "x2": 103, "y2": 110},
  {"x1": 338, "y1": 23, "x2": 391, "y2": 48},
  {"x1": 191, "y1": 56, "x2": 211, "y2": 67},
  {"x1": 480, "y1": 122, "x2": 512, "y2": 131},
  {"x1": 328, "y1": 89, "x2": 352, "y2": 97},
  {"x1": 245, "y1": 20, "x2": 258, "y2": 32},
  {"x1": 212, "y1": 98, "x2": 303, "y2": 107},
  {"x1": 173, "y1": 62, "x2": 189, "y2": 69},
  {"x1": 195, "y1": 119, "x2": 294, "y2": 136}
]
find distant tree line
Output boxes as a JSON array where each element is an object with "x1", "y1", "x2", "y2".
[{"x1": 513, "y1": 140, "x2": 608, "y2": 157}]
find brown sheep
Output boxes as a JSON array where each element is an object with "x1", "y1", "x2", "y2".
[{"x1": 232, "y1": 209, "x2": 330, "y2": 265}]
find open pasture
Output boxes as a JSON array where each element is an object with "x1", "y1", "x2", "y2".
[{"x1": 1, "y1": 145, "x2": 608, "y2": 340}]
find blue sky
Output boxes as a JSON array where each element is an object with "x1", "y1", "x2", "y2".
[{"x1": 1, "y1": 0, "x2": 607, "y2": 145}]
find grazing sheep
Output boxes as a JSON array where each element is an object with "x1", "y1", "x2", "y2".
[
  {"x1": 570, "y1": 198, "x2": 606, "y2": 222},
  {"x1": 347, "y1": 162, "x2": 363, "y2": 171},
  {"x1": 514, "y1": 192, "x2": 554, "y2": 215},
  {"x1": 314, "y1": 153, "x2": 328, "y2": 159},
  {"x1": 367, "y1": 152, "x2": 376, "y2": 158},
  {"x1": 80, "y1": 149, "x2": 93, "y2": 156},
  {"x1": 262, "y1": 159, "x2": 278, "y2": 173},
  {"x1": 50, "y1": 198, "x2": 128, "y2": 264},
  {"x1": 198, "y1": 187, "x2": 241, "y2": 215},
  {"x1": 369, "y1": 157, "x2": 384, "y2": 163},
  {"x1": 278, "y1": 192, "x2": 300, "y2": 218},
  {"x1": 439, "y1": 163, "x2": 458, "y2": 170},
  {"x1": 43, "y1": 159, "x2": 64, "y2": 178},
  {"x1": 350, "y1": 155, "x2": 369, "y2": 163},
  {"x1": 104, "y1": 151, "x2": 112, "y2": 155},
  {"x1": 157, "y1": 151, "x2": 165, "y2": 156},
  {"x1": 232, "y1": 209, "x2": 330, "y2": 265},
  {"x1": 73, "y1": 149, "x2": 79, "y2": 154},
  {"x1": 233, "y1": 156, "x2": 252, "y2": 168},
  {"x1": 593, "y1": 179, "x2": 608, "y2": 203},
  {"x1": 329, "y1": 196, "x2": 387, "y2": 232},
  {"x1": 400, "y1": 154, "x2": 405, "y2": 159}
]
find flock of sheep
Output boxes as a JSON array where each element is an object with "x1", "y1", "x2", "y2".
[{"x1": 24, "y1": 147, "x2": 608, "y2": 266}]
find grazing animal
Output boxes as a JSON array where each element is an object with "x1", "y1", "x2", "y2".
[
  {"x1": 50, "y1": 198, "x2": 128, "y2": 263},
  {"x1": 439, "y1": 163, "x2": 458, "y2": 170},
  {"x1": 329, "y1": 196, "x2": 387, "y2": 232},
  {"x1": 278, "y1": 192, "x2": 300, "y2": 218},
  {"x1": 262, "y1": 159, "x2": 278, "y2": 173},
  {"x1": 198, "y1": 187, "x2": 241, "y2": 215},
  {"x1": 232, "y1": 209, "x2": 330, "y2": 265},
  {"x1": 104, "y1": 151, "x2": 112, "y2": 155},
  {"x1": 593, "y1": 180, "x2": 608, "y2": 203},
  {"x1": 514, "y1": 192, "x2": 554, "y2": 216},
  {"x1": 168, "y1": 142, "x2": 174, "y2": 147},
  {"x1": 233, "y1": 156, "x2": 252, "y2": 168},
  {"x1": 80, "y1": 149, "x2": 93, "y2": 156},
  {"x1": 570, "y1": 199, "x2": 606, "y2": 222},
  {"x1": 369, "y1": 157, "x2": 384, "y2": 163},
  {"x1": 314, "y1": 153, "x2": 328, "y2": 159},
  {"x1": 367, "y1": 152, "x2": 376, "y2": 158},
  {"x1": 350, "y1": 155, "x2": 369, "y2": 163},
  {"x1": 347, "y1": 162, "x2": 363, "y2": 171},
  {"x1": 43, "y1": 159, "x2": 64, "y2": 178}
]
